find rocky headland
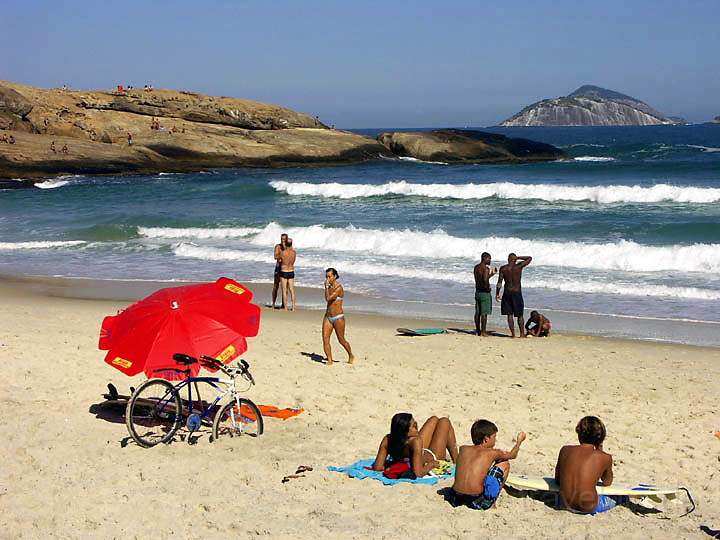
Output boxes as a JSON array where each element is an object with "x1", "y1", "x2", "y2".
[
  {"x1": 500, "y1": 85, "x2": 682, "y2": 127},
  {"x1": 1, "y1": 81, "x2": 564, "y2": 187},
  {"x1": 0, "y1": 81, "x2": 391, "y2": 186},
  {"x1": 376, "y1": 129, "x2": 565, "y2": 163}
]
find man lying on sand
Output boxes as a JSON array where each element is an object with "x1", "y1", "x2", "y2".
[
  {"x1": 525, "y1": 310, "x2": 551, "y2": 337},
  {"x1": 448, "y1": 420, "x2": 526, "y2": 510},
  {"x1": 555, "y1": 416, "x2": 626, "y2": 514},
  {"x1": 372, "y1": 413, "x2": 459, "y2": 478}
]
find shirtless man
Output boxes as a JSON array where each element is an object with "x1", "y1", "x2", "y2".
[
  {"x1": 473, "y1": 252, "x2": 497, "y2": 337},
  {"x1": 496, "y1": 253, "x2": 532, "y2": 337},
  {"x1": 448, "y1": 420, "x2": 526, "y2": 510},
  {"x1": 270, "y1": 233, "x2": 288, "y2": 308},
  {"x1": 555, "y1": 416, "x2": 623, "y2": 514},
  {"x1": 279, "y1": 238, "x2": 297, "y2": 311}
]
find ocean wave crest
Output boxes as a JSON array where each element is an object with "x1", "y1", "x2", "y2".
[
  {"x1": 269, "y1": 180, "x2": 720, "y2": 204},
  {"x1": 160, "y1": 222, "x2": 720, "y2": 274},
  {"x1": 572, "y1": 156, "x2": 616, "y2": 162},
  {"x1": 172, "y1": 244, "x2": 720, "y2": 300},
  {"x1": 138, "y1": 226, "x2": 263, "y2": 239},
  {"x1": 0, "y1": 240, "x2": 86, "y2": 250}
]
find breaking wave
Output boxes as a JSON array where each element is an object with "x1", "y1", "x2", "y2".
[
  {"x1": 160, "y1": 222, "x2": 720, "y2": 274},
  {"x1": 138, "y1": 226, "x2": 263, "y2": 239},
  {"x1": 572, "y1": 156, "x2": 616, "y2": 162},
  {"x1": 269, "y1": 180, "x2": 720, "y2": 204},
  {"x1": 0, "y1": 240, "x2": 86, "y2": 250}
]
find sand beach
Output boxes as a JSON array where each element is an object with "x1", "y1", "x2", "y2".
[{"x1": 1, "y1": 278, "x2": 718, "y2": 539}]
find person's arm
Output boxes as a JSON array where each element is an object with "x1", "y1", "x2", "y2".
[
  {"x1": 410, "y1": 438, "x2": 436, "y2": 477},
  {"x1": 372, "y1": 436, "x2": 389, "y2": 471},
  {"x1": 489, "y1": 266, "x2": 498, "y2": 278},
  {"x1": 324, "y1": 284, "x2": 342, "y2": 303},
  {"x1": 495, "y1": 268, "x2": 505, "y2": 301},
  {"x1": 493, "y1": 432, "x2": 526, "y2": 462},
  {"x1": 274, "y1": 244, "x2": 282, "y2": 262},
  {"x1": 517, "y1": 256, "x2": 532, "y2": 267},
  {"x1": 554, "y1": 446, "x2": 566, "y2": 481},
  {"x1": 600, "y1": 454, "x2": 613, "y2": 486}
]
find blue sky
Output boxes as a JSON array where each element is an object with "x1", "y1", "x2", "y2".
[{"x1": 2, "y1": 0, "x2": 718, "y2": 127}]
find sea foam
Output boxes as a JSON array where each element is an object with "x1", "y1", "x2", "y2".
[
  {"x1": 0, "y1": 240, "x2": 86, "y2": 250},
  {"x1": 162, "y1": 222, "x2": 720, "y2": 274},
  {"x1": 138, "y1": 226, "x2": 263, "y2": 239},
  {"x1": 269, "y1": 180, "x2": 720, "y2": 204}
]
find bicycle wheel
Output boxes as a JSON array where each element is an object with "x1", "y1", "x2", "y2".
[
  {"x1": 212, "y1": 398, "x2": 264, "y2": 441},
  {"x1": 125, "y1": 378, "x2": 182, "y2": 447}
]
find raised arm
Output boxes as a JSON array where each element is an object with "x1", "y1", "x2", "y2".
[
  {"x1": 273, "y1": 244, "x2": 282, "y2": 262},
  {"x1": 517, "y1": 255, "x2": 532, "y2": 267},
  {"x1": 372, "y1": 435, "x2": 389, "y2": 471},
  {"x1": 493, "y1": 432, "x2": 526, "y2": 462},
  {"x1": 325, "y1": 283, "x2": 343, "y2": 303}
]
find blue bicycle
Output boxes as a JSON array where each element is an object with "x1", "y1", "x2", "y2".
[{"x1": 125, "y1": 353, "x2": 263, "y2": 447}]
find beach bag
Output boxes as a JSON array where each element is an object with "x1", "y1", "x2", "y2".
[{"x1": 383, "y1": 461, "x2": 417, "y2": 480}]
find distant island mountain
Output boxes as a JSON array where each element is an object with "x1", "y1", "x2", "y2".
[
  {"x1": 500, "y1": 85, "x2": 684, "y2": 127},
  {"x1": 709, "y1": 116, "x2": 720, "y2": 124}
]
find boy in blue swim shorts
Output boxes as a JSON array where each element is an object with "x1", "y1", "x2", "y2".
[
  {"x1": 448, "y1": 420, "x2": 526, "y2": 510},
  {"x1": 555, "y1": 416, "x2": 626, "y2": 514}
]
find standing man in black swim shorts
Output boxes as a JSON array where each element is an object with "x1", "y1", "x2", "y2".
[
  {"x1": 279, "y1": 238, "x2": 297, "y2": 311},
  {"x1": 496, "y1": 253, "x2": 532, "y2": 338},
  {"x1": 271, "y1": 233, "x2": 288, "y2": 309}
]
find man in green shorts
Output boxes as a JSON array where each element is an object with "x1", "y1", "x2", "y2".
[{"x1": 474, "y1": 252, "x2": 497, "y2": 337}]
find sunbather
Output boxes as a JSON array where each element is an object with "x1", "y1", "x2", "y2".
[{"x1": 372, "y1": 413, "x2": 459, "y2": 478}]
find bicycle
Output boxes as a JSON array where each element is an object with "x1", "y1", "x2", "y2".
[{"x1": 125, "y1": 353, "x2": 264, "y2": 448}]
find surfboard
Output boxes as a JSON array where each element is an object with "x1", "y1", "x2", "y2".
[
  {"x1": 396, "y1": 327, "x2": 448, "y2": 336},
  {"x1": 506, "y1": 474, "x2": 680, "y2": 499}
]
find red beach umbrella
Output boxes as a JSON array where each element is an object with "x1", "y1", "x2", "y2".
[{"x1": 99, "y1": 277, "x2": 260, "y2": 380}]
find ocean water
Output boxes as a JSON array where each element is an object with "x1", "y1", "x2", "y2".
[{"x1": 1, "y1": 125, "x2": 719, "y2": 343}]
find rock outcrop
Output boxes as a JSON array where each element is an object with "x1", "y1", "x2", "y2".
[
  {"x1": 500, "y1": 85, "x2": 681, "y2": 127},
  {"x1": 708, "y1": 116, "x2": 720, "y2": 124},
  {"x1": 377, "y1": 129, "x2": 565, "y2": 163},
  {"x1": 0, "y1": 81, "x2": 390, "y2": 184}
]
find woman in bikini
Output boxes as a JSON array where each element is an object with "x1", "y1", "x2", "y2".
[
  {"x1": 323, "y1": 268, "x2": 354, "y2": 365},
  {"x1": 372, "y1": 413, "x2": 459, "y2": 477}
]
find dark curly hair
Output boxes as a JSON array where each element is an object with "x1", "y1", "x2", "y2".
[{"x1": 576, "y1": 416, "x2": 606, "y2": 447}]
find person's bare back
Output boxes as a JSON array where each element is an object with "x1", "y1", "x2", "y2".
[
  {"x1": 280, "y1": 246, "x2": 296, "y2": 272},
  {"x1": 555, "y1": 416, "x2": 614, "y2": 513},
  {"x1": 452, "y1": 445, "x2": 500, "y2": 495}
]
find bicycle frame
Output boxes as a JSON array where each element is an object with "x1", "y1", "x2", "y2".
[{"x1": 175, "y1": 375, "x2": 239, "y2": 423}]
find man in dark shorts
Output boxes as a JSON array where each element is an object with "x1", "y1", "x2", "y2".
[
  {"x1": 473, "y1": 252, "x2": 497, "y2": 337},
  {"x1": 271, "y1": 233, "x2": 288, "y2": 308},
  {"x1": 495, "y1": 253, "x2": 532, "y2": 338}
]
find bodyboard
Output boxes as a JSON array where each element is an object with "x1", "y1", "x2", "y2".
[
  {"x1": 506, "y1": 474, "x2": 680, "y2": 498},
  {"x1": 396, "y1": 327, "x2": 448, "y2": 336}
]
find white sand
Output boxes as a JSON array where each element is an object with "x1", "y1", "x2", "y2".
[{"x1": 1, "y1": 284, "x2": 719, "y2": 539}]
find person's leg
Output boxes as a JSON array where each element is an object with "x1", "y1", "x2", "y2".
[
  {"x1": 288, "y1": 278, "x2": 296, "y2": 311},
  {"x1": 281, "y1": 278, "x2": 289, "y2": 311},
  {"x1": 474, "y1": 294, "x2": 481, "y2": 336},
  {"x1": 518, "y1": 315, "x2": 525, "y2": 337},
  {"x1": 418, "y1": 416, "x2": 439, "y2": 449},
  {"x1": 322, "y1": 317, "x2": 334, "y2": 364},
  {"x1": 333, "y1": 317, "x2": 355, "y2": 363},
  {"x1": 481, "y1": 314, "x2": 488, "y2": 336},
  {"x1": 506, "y1": 315, "x2": 516, "y2": 337},
  {"x1": 271, "y1": 272, "x2": 280, "y2": 307},
  {"x1": 495, "y1": 460, "x2": 510, "y2": 490},
  {"x1": 427, "y1": 417, "x2": 459, "y2": 462}
]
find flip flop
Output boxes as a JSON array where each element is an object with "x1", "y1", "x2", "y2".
[
  {"x1": 295, "y1": 465, "x2": 313, "y2": 474},
  {"x1": 281, "y1": 474, "x2": 306, "y2": 483}
]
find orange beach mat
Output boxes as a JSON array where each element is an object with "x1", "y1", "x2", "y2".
[{"x1": 239, "y1": 405, "x2": 304, "y2": 420}]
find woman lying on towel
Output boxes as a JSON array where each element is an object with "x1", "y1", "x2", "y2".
[{"x1": 371, "y1": 413, "x2": 459, "y2": 479}]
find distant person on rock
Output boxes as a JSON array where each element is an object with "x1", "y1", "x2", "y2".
[
  {"x1": 271, "y1": 233, "x2": 289, "y2": 308},
  {"x1": 496, "y1": 253, "x2": 532, "y2": 337},
  {"x1": 50, "y1": 141, "x2": 57, "y2": 153},
  {"x1": 127, "y1": 132, "x2": 133, "y2": 146},
  {"x1": 473, "y1": 252, "x2": 497, "y2": 337},
  {"x1": 279, "y1": 238, "x2": 297, "y2": 311},
  {"x1": 61, "y1": 144, "x2": 68, "y2": 154},
  {"x1": 8, "y1": 135, "x2": 15, "y2": 144},
  {"x1": 525, "y1": 310, "x2": 551, "y2": 337}
]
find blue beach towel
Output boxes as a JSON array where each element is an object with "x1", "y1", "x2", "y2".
[{"x1": 327, "y1": 458, "x2": 455, "y2": 486}]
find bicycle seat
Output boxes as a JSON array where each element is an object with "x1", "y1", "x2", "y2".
[{"x1": 173, "y1": 353, "x2": 198, "y2": 365}]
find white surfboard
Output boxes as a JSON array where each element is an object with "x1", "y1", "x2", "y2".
[{"x1": 506, "y1": 474, "x2": 680, "y2": 500}]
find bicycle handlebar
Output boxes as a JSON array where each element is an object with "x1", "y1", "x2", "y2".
[{"x1": 172, "y1": 352, "x2": 254, "y2": 383}]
